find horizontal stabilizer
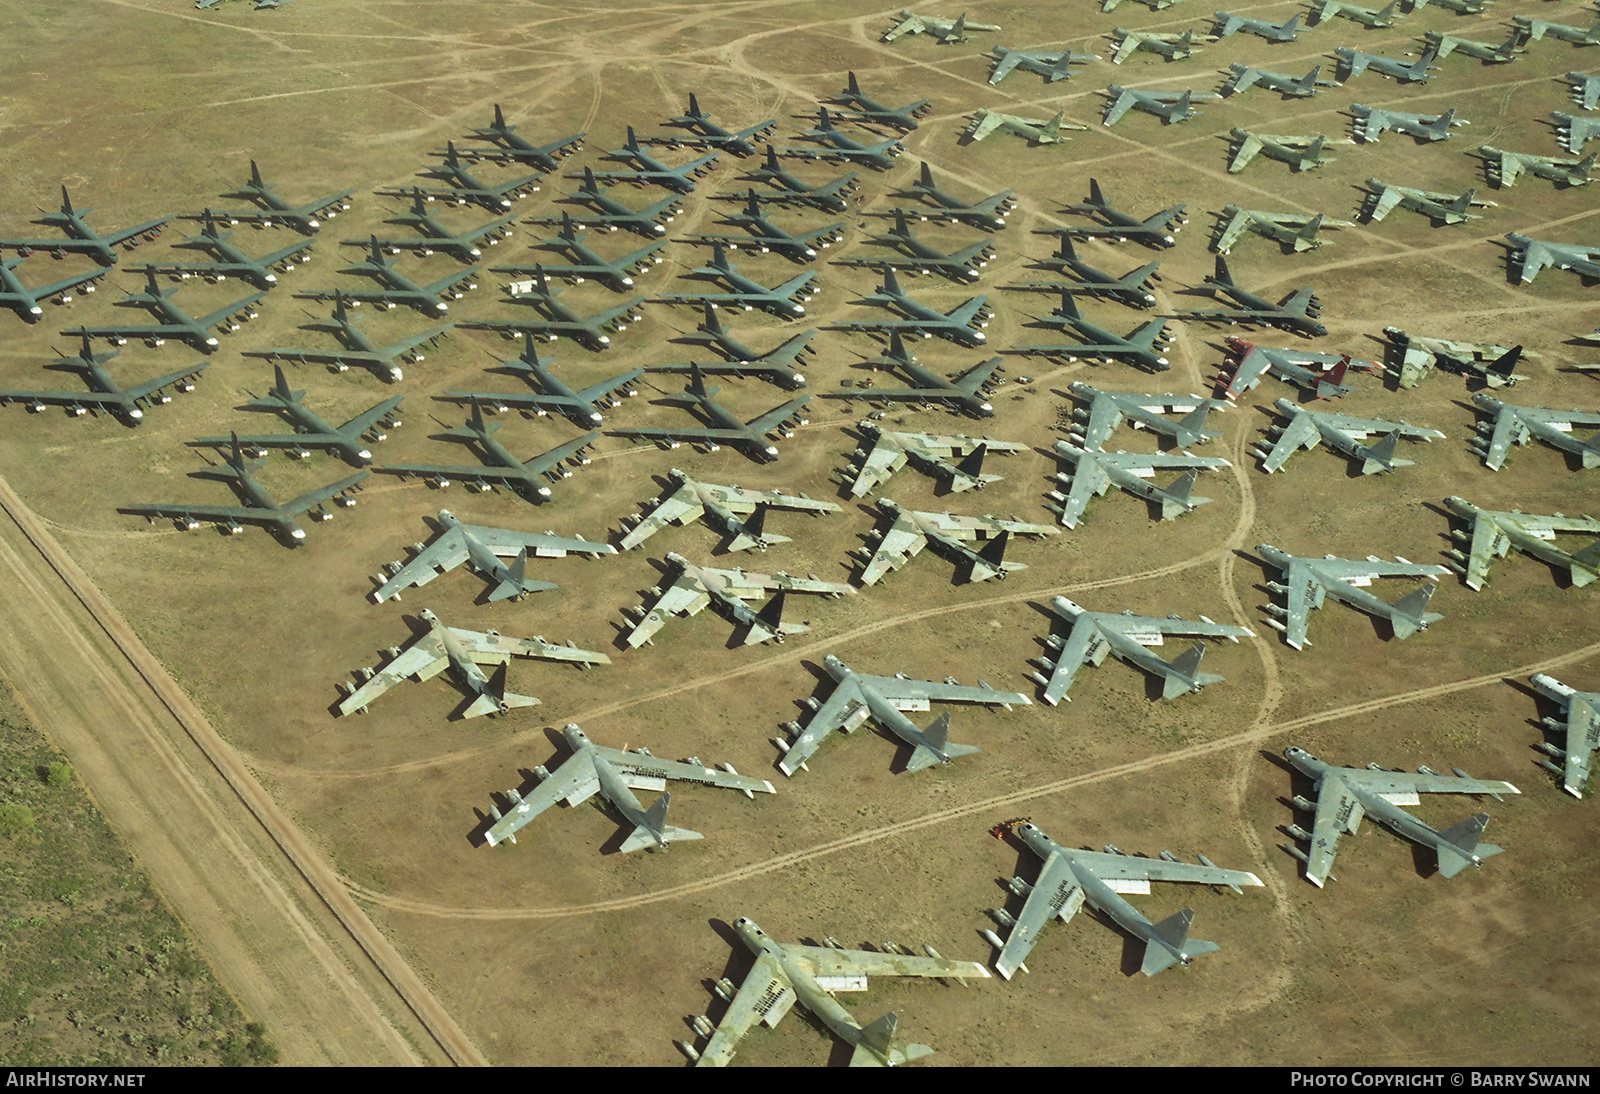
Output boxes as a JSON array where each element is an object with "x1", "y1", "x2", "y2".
[
  {"x1": 1389, "y1": 582, "x2": 1442, "y2": 638},
  {"x1": 1435, "y1": 812, "x2": 1496, "y2": 877}
]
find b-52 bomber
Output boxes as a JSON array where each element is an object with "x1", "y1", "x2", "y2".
[
  {"x1": 655, "y1": 243, "x2": 815, "y2": 320},
  {"x1": 648, "y1": 93, "x2": 776, "y2": 158},
  {"x1": 1504, "y1": 233, "x2": 1600, "y2": 284},
  {"x1": 1166, "y1": 256, "x2": 1326, "y2": 338},
  {"x1": 785, "y1": 109, "x2": 904, "y2": 170},
  {"x1": 1564, "y1": 71, "x2": 1600, "y2": 111},
  {"x1": 1110, "y1": 28, "x2": 1210, "y2": 64},
  {"x1": 371, "y1": 509, "x2": 614, "y2": 604},
  {"x1": 466, "y1": 265, "x2": 645, "y2": 349},
  {"x1": 438, "y1": 334, "x2": 641, "y2": 427},
  {"x1": 352, "y1": 189, "x2": 517, "y2": 264},
  {"x1": 1334, "y1": 46, "x2": 1437, "y2": 83},
  {"x1": 1360, "y1": 179, "x2": 1492, "y2": 225},
  {"x1": 844, "y1": 420, "x2": 1025, "y2": 496},
  {"x1": 1029, "y1": 596, "x2": 1252, "y2": 704},
  {"x1": 826, "y1": 72, "x2": 931, "y2": 132},
  {"x1": 1059, "y1": 180, "x2": 1186, "y2": 248},
  {"x1": 73, "y1": 268, "x2": 265, "y2": 352},
  {"x1": 573, "y1": 127, "x2": 719, "y2": 194},
  {"x1": 775, "y1": 654, "x2": 1028, "y2": 776},
  {"x1": 1511, "y1": 15, "x2": 1600, "y2": 45},
  {"x1": 882, "y1": 9, "x2": 998, "y2": 43},
  {"x1": 0, "y1": 187, "x2": 167, "y2": 266},
  {"x1": 1050, "y1": 442, "x2": 1232, "y2": 527},
  {"x1": 1385, "y1": 327, "x2": 1526, "y2": 388},
  {"x1": 1211, "y1": 10, "x2": 1302, "y2": 40},
  {"x1": 495, "y1": 212, "x2": 665, "y2": 292},
  {"x1": 964, "y1": 109, "x2": 1083, "y2": 145},
  {"x1": 1474, "y1": 146, "x2": 1594, "y2": 188},
  {"x1": 210, "y1": 161, "x2": 350, "y2": 235},
  {"x1": 336, "y1": 609, "x2": 608, "y2": 719},
  {"x1": 1424, "y1": 29, "x2": 1526, "y2": 63},
  {"x1": 1011, "y1": 290, "x2": 1172, "y2": 370},
  {"x1": 894, "y1": 162, "x2": 1013, "y2": 231},
  {"x1": 986, "y1": 820, "x2": 1263, "y2": 978},
  {"x1": 1281, "y1": 746, "x2": 1520, "y2": 886},
  {"x1": 458, "y1": 105, "x2": 585, "y2": 172},
  {"x1": 1528, "y1": 675, "x2": 1599, "y2": 799},
  {"x1": 395, "y1": 142, "x2": 542, "y2": 211},
  {"x1": 854, "y1": 499, "x2": 1059, "y2": 585},
  {"x1": 1255, "y1": 399, "x2": 1444, "y2": 475},
  {"x1": 1350, "y1": 104, "x2": 1465, "y2": 142},
  {"x1": 0, "y1": 332, "x2": 204, "y2": 425},
  {"x1": 142, "y1": 210, "x2": 311, "y2": 289},
  {"x1": 1311, "y1": 0, "x2": 1399, "y2": 27},
  {"x1": 0, "y1": 258, "x2": 104, "y2": 321},
  {"x1": 1222, "y1": 64, "x2": 1333, "y2": 98},
  {"x1": 827, "y1": 268, "x2": 991, "y2": 347},
  {"x1": 824, "y1": 331, "x2": 1002, "y2": 416},
  {"x1": 1442, "y1": 496, "x2": 1600, "y2": 591},
  {"x1": 681, "y1": 916, "x2": 990, "y2": 1068},
  {"x1": 1219, "y1": 337, "x2": 1375, "y2": 401},
  {"x1": 481, "y1": 723, "x2": 773, "y2": 852},
  {"x1": 1468, "y1": 393, "x2": 1600, "y2": 470},
  {"x1": 986, "y1": 45, "x2": 1101, "y2": 84},
  {"x1": 1008, "y1": 237, "x2": 1160, "y2": 308},
  {"x1": 835, "y1": 210, "x2": 994, "y2": 282},
  {"x1": 1227, "y1": 131, "x2": 1341, "y2": 173},
  {"x1": 1551, "y1": 112, "x2": 1600, "y2": 155},
  {"x1": 623, "y1": 551, "x2": 853, "y2": 648},
  {"x1": 1103, "y1": 87, "x2": 1220, "y2": 126},
  {"x1": 537, "y1": 167, "x2": 681, "y2": 237},
  {"x1": 297, "y1": 237, "x2": 478, "y2": 315},
  {"x1": 1254, "y1": 544, "x2": 1449, "y2": 648},
  {"x1": 731, "y1": 146, "x2": 859, "y2": 213},
  {"x1": 124, "y1": 434, "x2": 366, "y2": 544},
  {"x1": 1212, "y1": 207, "x2": 1353, "y2": 254},
  {"x1": 610, "y1": 363, "x2": 811, "y2": 462},
  {"x1": 378, "y1": 398, "x2": 600, "y2": 501},
  {"x1": 686, "y1": 191, "x2": 844, "y2": 262},
  {"x1": 192, "y1": 365, "x2": 400, "y2": 466},
  {"x1": 654, "y1": 303, "x2": 814, "y2": 389},
  {"x1": 619, "y1": 467, "x2": 839, "y2": 553},
  {"x1": 1066, "y1": 383, "x2": 1225, "y2": 449},
  {"x1": 248, "y1": 291, "x2": 449, "y2": 383}
]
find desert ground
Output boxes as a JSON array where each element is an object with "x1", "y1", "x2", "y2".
[{"x1": 0, "y1": 0, "x2": 1597, "y2": 1067}]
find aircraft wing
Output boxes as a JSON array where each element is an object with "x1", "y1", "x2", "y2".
[
  {"x1": 278, "y1": 471, "x2": 371, "y2": 517},
  {"x1": 627, "y1": 572, "x2": 713, "y2": 646},
  {"x1": 1303, "y1": 773, "x2": 1358, "y2": 885},
  {"x1": 588, "y1": 745, "x2": 774, "y2": 796},
  {"x1": 697, "y1": 953, "x2": 792, "y2": 1067},
  {"x1": 1111, "y1": 34, "x2": 1141, "y2": 64},
  {"x1": 1103, "y1": 91, "x2": 1137, "y2": 127},
  {"x1": 847, "y1": 670, "x2": 1029, "y2": 707},
  {"x1": 1341, "y1": 768, "x2": 1519, "y2": 798},
  {"x1": 373, "y1": 529, "x2": 471, "y2": 601},
  {"x1": 1368, "y1": 183, "x2": 1405, "y2": 221},
  {"x1": 967, "y1": 111, "x2": 1006, "y2": 141},
  {"x1": 945, "y1": 296, "x2": 989, "y2": 329},
  {"x1": 746, "y1": 396, "x2": 813, "y2": 437},
  {"x1": 1040, "y1": 614, "x2": 1103, "y2": 704},
  {"x1": 620, "y1": 483, "x2": 704, "y2": 550},
  {"x1": 849, "y1": 433, "x2": 909, "y2": 496},
  {"x1": 1055, "y1": 452, "x2": 1111, "y2": 528},
  {"x1": 572, "y1": 369, "x2": 646, "y2": 407},
  {"x1": 990, "y1": 50, "x2": 1025, "y2": 83},
  {"x1": 995, "y1": 850, "x2": 1085, "y2": 978},
  {"x1": 1260, "y1": 412, "x2": 1321, "y2": 472},
  {"x1": 101, "y1": 216, "x2": 174, "y2": 249},
  {"x1": 783, "y1": 942, "x2": 988, "y2": 981},
  {"x1": 446, "y1": 625, "x2": 610, "y2": 667},
  {"x1": 859, "y1": 514, "x2": 927, "y2": 584},
  {"x1": 1213, "y1": 209, "x2": 1252, "y2": 254},
  {"x1": 1063, "y1": 847, "x2": 1262, "y2": 888},
  {"x1": 484, "y1": 751, "x2": 601, "y2": 845},
  {"x1": 338, "y1": 396, "x2": 405, "y2": 438},
  {"x1": 337, "y1": 631, "x2": 449, "y2": 715},
  {"x1": 779, "y1": 676, "x2": 869, "y2": 774},
  {"x1": 1229, "y1": 133, "x2": 1263, "y2": 172},
  {"x1": 1461, "y1": 516, "x2": 1507, "y2": 590},
  {"x1": 124, "y1": 500, "x2": 287, "y2": 529},
  {"x1": 1278, "y1": 560, "x2": 1320, "y2": 649},
  {"x1": 519, "y1": 430, "x2": 601, "y2": 478},
  {"x1": 102, "y1": 361, "x2": 209, "y2": 405},
  {"x1": 1222, "y1": 347, "x2": 1273, "y2": 400},
  {"x1": 1515, "y1": 240, "x2": 1553, "y2": 284}
]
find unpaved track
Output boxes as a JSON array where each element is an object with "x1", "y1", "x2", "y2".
[{"x1": 0, "y1": 474, "x2": 485, "y2": 1067}]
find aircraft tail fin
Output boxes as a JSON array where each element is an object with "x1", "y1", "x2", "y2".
[
  {"x1": 918, "y1": 161, "x2": 935, "y2": 189},
  {"x1": 620, "y1": 793, "x2": 702, "y2": 853},
  {"x1": 59, "y1": 185, "x2": 76, "y2": 216},
  {"x1": 969, "y1": 529, "x2": 1012, "y2": 582},
  {"x1": 1316, "y1": 358, "x2": 1349, "y2": 398},
  {"x1": 746, "y1": 589, "x2": 790, "y2": 645},
  {"x1": 1212, "y1": 253, "x2": 1234, "y2": 287},
  {"x1": 1281, "y1": 12, "x2": 1301, "y2": 32},
  {"x1": 493, "y1": 103, "x2": 507, "y2": 131},
  {"x1": 698, "y1": 301, "x2": 723, "y2": 335},
  {"x1": 625, "y1": 125, "x2": 640, "y2": 152},
  {"x1": 1569, "y1": 538, "x2": 1600, "y2": 580},
  {"x1": 1162, "y1": 642, "x2": 1222, "y2": 698},
  {"x1": 1433, "y1": 108, "x2": 1456, "y2": 134},
  {"x1": 1159, "y1": 468, "x2": 1201, "y2": 518},
  {"x1": 954, "y1": 442, "x2": 989, "y2": 483},
  {"x1": 1142, "y1": 908, "x2": 1209, "y2": 975},
  {"x1": 1175, "y1": 404, "x2": 1211, "y2": 445},
  {"x1": 1435, "y1": 813, "x2": 1497, "y2": 877},
  {"x1": 1056, "y1": 289, "x2": 1081, "y2": 320},
  {"x1": 892, "y1": 207, "x2": 911, "y2": 237},
  {"x1": 581, "y1": 165, "x2": 599, "y2": 194},
  {"x1": 488, "y1": 547, "x2": 531, "y2": 601},
  {"x1": 249, "y1": 160, "x2": 265, "y2": 188},
  {"x1": 687, "y1": 92, "x2": 703, "y2": 119},
  {"x1": 847, "y1": 71, "x2": 862, "y2": 96},
  {"x1": 881, "y1": 266, "x2": 904, "y2": 297},
  {"x1": 1295, "y1": 214, "x2": 1324, "y2": 248},
  {"x1": 1389, "y1": 581, "x2": 1442, "y2": 638},
  {"x1": 1359, "y1": 430, "x2": 1406, "y2": 474},
  {"x1": 885, "y1": 329, "x2": 911, "y2": 363},
  {"x1": 849, "y1": 1013, "x2": 926, "y2": 1068},
  {"x1": 1057, "y1": 233, "x2": 1078, "y2": 261},
  {"x1": 1042, "y1": 110, "x2": 1064, "y2": 141},
  {"x1": 1088, "y1": 178, "x2": 1106, "y2": 208}
]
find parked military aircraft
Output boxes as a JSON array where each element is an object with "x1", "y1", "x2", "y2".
[
  {"x1": 1386, "y1": 328, "x2": 1525, "y2": 388},
  {"x1": 1212, "y1": 207, "x2": 1352, "y2": 254},
  {"x1": 379, "y1": 399, "x2": 599, "y2": 501},
  {"x1": 654, "y1": 304, "x2": 813, "y2": 388},
  {"x1": 1335, "y1": 46, "x2": 1436, "y2": 82},
  {"x1": 1167, "y1": 256, "x2": 1326, "y2": 337},
  {"x1": 439, "y1": 334, "x2": 641, "y2": 427},
  {"x1": 680, "y1": 917, "x2": 989, "y2": 1067},
  {"x1": 1051, "y1": 442, "x2": 1232, "y2": 527},
  {"x1": 775, "y1": 654, "x2": 1028, "y2": 776},
  {"x1": 466, "y1": 266, "x2": 645, "y2": 349},
  {"x1": 0, "y1": 258, "x2": 103, "y2": 321},
  {"x1": 336, "y1": 609, "x2": 607, "y2": 718},
  {"x1": 1060, "y1": 180, "x2": 1187, "y2": 248},
  {"x1": 535, "y1": 167, "x2": 681, "y2": 237},
  {"x1": 460, "y1": 105, "x2": 585, "y2": 171},
  {"x1": 352, "y1": 189, "x2": 516, "y2": 264},
  {"x1": 0, "y1": 333, "x2": 203, "y2": 424},
  {"x1": 301, "y1": 237, "x2": 480, "y2": 314},
  {"x1": 144, "y1": 210, "x2": 311, "y2": 288},
  {"x1": 824, "y1": 331, "x2": 1002, "y2": 416},
  {"x1": 733, "y1": 146, "x2": 860, "y2": 212},
  {"x1": 124, "y1": 434, "x2": 366, "y2": 544},
  {"x1": 1212, "y1": 10, "x2": 1301, "y2": 40},
  {"x1": 1219, "y1": 337, "x2": 1375, "y2": 401},
  {"x1": 1565, "y1": 71, "x2": 1600, "y2": 110},
  {"x1": 482, "y1": 723, "x2": 773, "y2": 852},
  {"x1": 826, "y1": 72, "x2": 931, "y2": 132},
  {"x1": 1529, "y1": 675, "x2": 1598, "y2": 798},
  {"x1": 1475, "y1": 146, "x2": 1594, "y2": 188},
  {"x1": 882, "y1": 9, "x2": 999, "y2": 43},
  {"x1": 964, "y1": 109, "x2": 1084, "y2": 144},
  {"x1": 496, "y1": 212, "x2": 665, "y2": 291},
  {"x1": 855, "y1": 499, "x2": 1058, "y2": 585},
  {"x1": 192, "y1": 365, "x2": 399, "y2": 465},
  {"x1": 986, "y1": 820, "x2": 1263, "y2": 978},
  {"x1": 1512, "y1": 15, "x2": 1600, "y2": 44},
  {"x1": 396, "y1": 142, "x2": 542, "y2": 211},
  {"x1": 1469, "y1": 393, "x2": 1600, "y2": 470},
  {"x1": 845, "y1": 421, "x2": 1024, "y2": 496},
  {"x1": 1442, "y1": 496, "x2": 1600, "y2": 591},
  {"x1": 655, "y1": 244, "x2": 816, "y2": 320},
  {"x1": 1222, "y1": 63, "x2": 1332, "y2": 97},
  {"x1": 895, "y1": 162, "x2": 1013, "y2": 231},
  {"x1": 1067, "y1": 383, "x2": 1224, "y2": 449},
  {"x1": 1351, "y1": 103, "x2": 1465, "y2": 142},
  {"x1": 620, "y1": 468, "x2": 839, "y2": 553},
  {"x1": 1255, "y1": 400, "x2": 1443, "y2": 474},
  {"x1": 74, "y1": 268, "x2": 265, "y2": 352},
  {"x1": 0, "y1": 187, "x2": 167, "y2": 266},
  {"x1": 1255, "y1": 544, "x2": 1449, "y2": 648},
  {"x1": 623, "y1": 551, "x2": 853, "y2": 647},
  {"x1": 785, "y1": 108, "x2": 904, "y2": 170},
  {"x1": 650, "y1": 94, "x2": 777, "y2": 157},
  {"x1": 1282, "y1": 746, "x2": 1519, "y2": 886},
  {"x1": 1551, "y1": 112, "x2": 1600, "y2": 155},
  {"x1": 1228, "y1": 131, "x2": 1340, "y2": 173},
  {"x1": 836, "y1": 210, "x2": 994, "y2": 282},
  {"x1": 573, "y1": 127, "x2": 719, "y2": 194},
  {"x1": 1311, "y1": 0, "x2": 1399, "y2": 26},
  {"x1": 211, "y1": 161, "x2": 351, "y2": 235},
  {"x1": 1504, "y1": 233, "x2": 1600, "y2": 283},
  {"x1": 987, "y1": 45, "x2": 1100, "y2": 84},
  {"x1": 1012, "y1": 290, "x2": 1172, "y2": 370},
  {"x1": 827, "y1": 268, "x2": 991, "y2": 347},
  {"x1": 1425, "y1": 29, "x2": 1525, "y2": 63},
  {"x1": 686, "y1": 191, "x2": 844, "y2": 262},
  {"x1": 1361, "y1": 179, "x2": 1492, "y2": 225},
  {"x1": 610, "y1": 363, "x2": 811, "y2": 461},
  {"x1": 371, "y1": 509, "x2": 614, "y2": 603},
  {"x1": 249, "y1": 291, "x2": 449, "y2": 383},
  {"x1": 1110, "y1": 28, "x2": 1212, "y2": 64},
  {"x1": 1103, "y1": 86, "x2": 1219, "y2": 126},
  {"x1": 1009, "y1": 237, "x2": 1159, "y2": 307},
  {"x1": 1409, "y1": 0, "x2": 1485, "y2": 11}
]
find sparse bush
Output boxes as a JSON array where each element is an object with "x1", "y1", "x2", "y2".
[
  {"x1": 0, "y1": 803, "x2": 34, "y2": 836},
  {"x1": 45, "y1": 761, "x2": 72, "y2": 788}
]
